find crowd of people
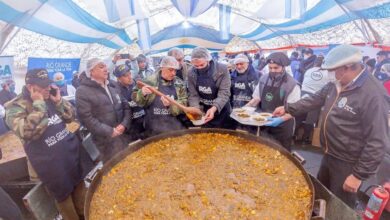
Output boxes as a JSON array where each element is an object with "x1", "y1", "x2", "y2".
[{"x1": 0, "y1": 45, "x2": 389, "y2": 219}]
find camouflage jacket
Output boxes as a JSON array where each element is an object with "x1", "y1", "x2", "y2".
[
  {"x1": 5, "y1": 87, "x2": 75, "y2": 144},
  {"x1": 132, "y1": 71, "x2": 187, "y2": 116}
]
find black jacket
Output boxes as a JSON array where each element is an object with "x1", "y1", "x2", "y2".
[
  {"x1": 286, "y1": 68, "x2": 389, "y2": 180},
  {"x1": 0, "y1": 89, "x2": 16, "y2": 106},
  {"x1": 298, "y1": 55, "x2": 317, "y2": 83},
  {"x1": 76, "y1": 78, "x2": 131, "y2": 146}
]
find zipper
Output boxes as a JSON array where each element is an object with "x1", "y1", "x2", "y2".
[{"x1": 323, "y1": 89, "x2": 340, "y2": 153}]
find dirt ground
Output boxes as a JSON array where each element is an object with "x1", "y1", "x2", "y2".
[{"x1": 0, "y1": 122, "x2": 80, "y2": 164}]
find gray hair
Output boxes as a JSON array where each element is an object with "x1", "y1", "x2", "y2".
[
  {"x1": 234, "y1": 54, "x2": 249, "y2": 64},
  {"x1": 168, "y1": 48, "x2": 184, "y2": 60},
  {"x1": 53, "y1": 72, "x2": 65, "y2": 81},
  {"x1": 86, "y1": 58, "x2": 104, "y2": 78},
  {"x1": 160, "y1": 56, "x2": 179, "y2": 69},
  {"x1": 191, "y1": 47, "x2": 212, "y2": 61}
]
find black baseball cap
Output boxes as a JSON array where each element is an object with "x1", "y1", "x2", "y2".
[
  {"x1": 25, "y1": 68, "x2": 52, "y2": 87},
  {"x1": 113, "y1": 64, "x2": 131, "y2": 78},
  {"x1": 266, "y1": 52, "x2": 291, "y2": 67},
  {"x1": 377, "y1": 51, "x2": 388, "y2": 56},
  {"x1": 302, "y1": 48, "x2": 314, "y2": 54}
]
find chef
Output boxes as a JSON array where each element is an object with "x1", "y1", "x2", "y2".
[
  {"x1": 246, "y1": 52, "x2": 301, "y2": 151},
  {"x1": 188, "y1": 47, "x2": 233, "y2": 128},
  {"x1": 132, "y1": 56, "x2": 187, "y2": 137}
]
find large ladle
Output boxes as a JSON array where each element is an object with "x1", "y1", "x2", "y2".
[{"x1": 136, "y1": 81, "x2": 203, "y2": 120}]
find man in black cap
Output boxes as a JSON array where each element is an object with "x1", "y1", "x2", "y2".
[
  {"x1": 5, "y1": 68, "x2": 93, "y2": 220},
  {"x1": 113, "y1": 64, "x2": 145, "y2": 141},
  {"x1": 246, "y1": 52, "x2": 301, "y2": 151},
  {"x1": 298, "y1": 48, "x2": 317, "y2": 84}
]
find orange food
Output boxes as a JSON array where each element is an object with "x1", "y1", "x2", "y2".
[{"x1": 90, "y1": 133, "x2": 312, "y2": 220}]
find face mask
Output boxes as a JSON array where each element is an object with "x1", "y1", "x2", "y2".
[
  {"x1": 197, "y1": 64, "x2": 209, "y2": 74},
  {"x1": 55, "y1": 80, "x2": 65, "y2": 87},
  {"x1": 304, "y1": 55, "x2": 310, "y2": 60}
]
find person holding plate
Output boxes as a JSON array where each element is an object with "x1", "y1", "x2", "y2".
[{"x1": 246, "y1": 52, "x2": 301, "y2": 151}]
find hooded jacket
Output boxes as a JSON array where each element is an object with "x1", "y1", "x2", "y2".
[{"x1": 76, "y1": 78, "x2": 131, "y2": 146}]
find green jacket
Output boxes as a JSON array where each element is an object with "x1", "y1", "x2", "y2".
[
  {"x1": 132, "y1": 71, "x2": 187, "y2": 116},
  {"x1": 5, "y1": 87, "x2": 75, "y2": 144}
]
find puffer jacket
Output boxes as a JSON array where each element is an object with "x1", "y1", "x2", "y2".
[
  {"x1": 286, "y1": 68, "x2": 389, "y2": 180},
  {"x1": 76, "y1": 78, "x2": 131, "y2": 159}
]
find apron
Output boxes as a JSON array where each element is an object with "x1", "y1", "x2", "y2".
[
  {"x1": 59, "y1": 84, "x2": 68, "y2": 97},
  {"x1": 128, "y1": 83, "x2": 146, "y2": 121},
  {"x1": 260, "y1": 75, "x2": 294, "y2": 151},
  {"x1": 196, "y1": 70, "x2": 231, "y2": 128},
  {"x1": 144, "y1": 79, "x2": 184, "y2": 137},
  {"x1": 128, "y1": 99, "x2": 146, "y2": 141},
  {"x1": 24, "y1": 101, "x2": 82, "y2": 201},
  {"x1": 232, "y1": 72, "x2": 253, "y2": 108}
]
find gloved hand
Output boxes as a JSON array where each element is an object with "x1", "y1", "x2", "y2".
[{"x1": 265, "y1": 117, "x2": 284, "y2": 127}]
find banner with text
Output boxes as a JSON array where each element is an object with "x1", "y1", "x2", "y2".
[
  {"x1": 27, "y1": 57, "x2": 80, "y2": 84},
  {"x1": 0, "y1": 56, "x2": 14, "y2": 88}
]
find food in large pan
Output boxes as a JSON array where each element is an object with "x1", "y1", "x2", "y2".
[{"x1": 88, "y1": 132, "x2": 313, "y2": 219}]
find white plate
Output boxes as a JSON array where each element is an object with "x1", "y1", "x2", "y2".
[
  {"x1": 257, "y1": 112, "x2": 273, "y2": 118},
  {"x1": 242, "y1": 106, "x2": 256, "y2": 114},
  {"x1": 191, "y1": 116, "x2": 206, "y2": 126}
]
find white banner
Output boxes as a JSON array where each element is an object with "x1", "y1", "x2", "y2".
[{"x1": 0, "y1": 56, "x2": 14, "y2": 89}]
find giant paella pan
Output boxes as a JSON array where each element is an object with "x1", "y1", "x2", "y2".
[{"x1": 84, "y1": 129, "x2": 317, "y2": 220}]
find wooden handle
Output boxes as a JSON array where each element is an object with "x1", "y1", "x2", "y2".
[{"x1": 136, "y1": 81, "x2": 188, "y2": 111}]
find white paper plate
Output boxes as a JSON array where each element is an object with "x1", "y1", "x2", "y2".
[{"x1": 191, "y1": 116, "x2": 206, "y2": 126}]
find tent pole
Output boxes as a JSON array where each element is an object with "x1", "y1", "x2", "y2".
[
  {"x1": 0, "y1": 1, "x2": 47, "y2": 54},
  {"x1": 0, "y1": 24, "x2": 16, "y2": 53},
  {"x1": 0, "y1": 27, "x2": 22, "y2": 55},
  {"x1": 362, "y1": 19, "x2": 382, "y2": 44},
  {"x1": 334, "y1": 1, "x2": 372, "y2": 43}
]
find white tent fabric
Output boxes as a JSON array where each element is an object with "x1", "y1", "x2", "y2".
[
  {"x1": 257, "y1": 0, "x2": 307, "y2": 19},
  {"x1": 0, "y1": 0, "x2": 132, "y2": 49},
  {"x1": 242, "y1": 0, "x2": 390, "y2": 42},
  {"x1": 171, "y1": 0, "x2": 218, "y2": 17},
  {"x1": 1, "y1": 0, "x2": 390, "y2": 68}
]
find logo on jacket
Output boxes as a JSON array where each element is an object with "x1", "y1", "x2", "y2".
[
  {"x1": 129, "y1": 100, "x2": 138, "y2": 107},
  {"x1": 265, "y1": 92, "x2": 274, "y2": 102},
  {"x1": 198, "y1": 86, "x2": 212, "y2": 94},
  {"x1": 234, "y1": 82, "x2": 246, "y2": 90},
  {"x1": 311, "y1": 71, "x2": 323, "y2": 81},
  {"x1": 48, "y1": 114, "x2": 62, "y2": 126},
  {"x1": 338, "y1": 97, "x2": 347, "y2": 108},
  {"x1": 166, "y1": 95, "x2": 175, "y2": 100},
  {"x1": 337, "y1": 97, "x2": 356, "y2": 115}
]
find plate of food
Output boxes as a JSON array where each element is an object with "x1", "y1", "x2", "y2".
[
  {"x1": 251, "y1": 115, "x2": 267, "y2": 122},
  {"x1": 258, "y1": 112, "x2": 273, "y2": 118},
  {"x1": 233, "y1": 108, "x2": 246, "y2": 113},
  {"x1": 242, "y1": 106, "x2": 256, "y2": 114}
]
